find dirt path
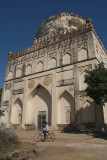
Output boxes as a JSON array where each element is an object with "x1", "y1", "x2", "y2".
[{"x1": 15, "y1": 131, "x2": 107, "y2": 160}]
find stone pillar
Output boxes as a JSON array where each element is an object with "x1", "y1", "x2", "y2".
[
  {"x1": 44, "y1": 50, "x2": 48, "y2": 70},
  {"x1": 13, "y1": 65, "x2": 16, "y2": 78},
  {"x1": 51, "y1": 72, "x2": 57, "y2": 129},
  {"x1": 72, "y1": 39, "x2": 81, "y2": 127},
  {"x1": 73, "y1": 64, "x2": 81, "y2": 126},
  {"x1": 7, "y1": 81, "x2": 13, "y2": 128},
  {"x1": 21, "y1": 78, "x2": 27, "y2": 130},
  {"x1": 22, "y1": 63, "x2": 26, "y2": 77}
]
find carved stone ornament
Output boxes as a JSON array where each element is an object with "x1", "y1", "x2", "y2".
[
  {"x1": 68, "y1": 86, "x2": 73, "y2": 91},
  {"x1": 43, "y1": 75, "x2": 52, "y2": 86},
  {"x1": 28, "y1": 79, "x2": 35, "y2": 89},
  {"x1": 80, "y1": 97, "x2": 84, "y2": 101}
]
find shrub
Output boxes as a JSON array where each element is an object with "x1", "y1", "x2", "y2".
[{"x1": 0, "y1": 129, "x2": 19, "y2": 151}]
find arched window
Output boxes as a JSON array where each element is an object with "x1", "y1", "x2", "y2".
[
  {"x1": 37, "y1": 61, "x2": 43, "y2": 72},
  {"x1": 63, "y1": 53, "x2": 71, "y2": 65},
  {"x1": 49, "y1": 58, "x2": 56, "y2": 69}
]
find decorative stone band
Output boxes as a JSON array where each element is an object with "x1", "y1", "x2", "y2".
[
  {"x1": 68, "y1": 85, "x2": 74, "y2": 91},
  {"x1": 13, "y1": 88, "x2": 24, "y2": 95},
  {"x1": 28, "y1": 79, "x2": 35, "y2": 89}
]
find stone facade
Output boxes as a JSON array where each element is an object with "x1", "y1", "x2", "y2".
[{"x1": 1, "y1": 13, "x2": 107, "y2": 130}]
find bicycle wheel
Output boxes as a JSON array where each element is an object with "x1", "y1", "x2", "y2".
[
  {"x1": 33, "y1": 133, "x2": 42, "y2": 142},
  {"x1": 47, "y1": 132, "x2": 55, "y2": 142}
]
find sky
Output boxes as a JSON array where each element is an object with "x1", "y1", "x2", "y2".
[{"x1": 0, "y1": 0, "x2": 107, "y2": 88}]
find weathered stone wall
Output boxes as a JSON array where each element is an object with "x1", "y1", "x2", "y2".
[{"x1": 1, "y1": 13, "x2": 107, "y2": 130}]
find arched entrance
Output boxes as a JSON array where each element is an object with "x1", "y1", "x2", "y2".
[
  {"x1": 11, "y1": 98, "x2": 23, "y2": 124},
  {"x1": 57, "y1": 90, "x2": 75, "y2": 124},
  {"x1": 27, "y1": 84, "x2": 52, "y2": 129}
]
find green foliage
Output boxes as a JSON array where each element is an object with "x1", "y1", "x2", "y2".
[
  {"x1": 0, "y1": 88, "x2": 5, "y2": 117},
  {"x1": 0, "y1": 129, "x2": 19, "y2": 151},
  {"x1": 84, "y1": 62, "x2": 107, "y2": 105}
]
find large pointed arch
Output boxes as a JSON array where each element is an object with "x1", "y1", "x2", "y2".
[
  {"x1": 29, "y1": 83, "x2": 51, "y2": 99},
  {"x1": 10, "y1": 98, "x2": 23, "y2": 124},
  {"x1": 26, "y1": 84, "x2": 52, "y2": 128},
  {"x1": 57, "y1": 90, "x2": 75, "y2": 124}
]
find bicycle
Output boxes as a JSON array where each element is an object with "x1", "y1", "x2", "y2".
[{"x1": 33, "y1": 131, "x2": 55, "y2": 142}]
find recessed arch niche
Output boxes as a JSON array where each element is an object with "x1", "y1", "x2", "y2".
[
  {"x1": 63, "y1": 53, "x2": 71, "y2": 65},
  {"x1": 10, "y1": 98, "x2": 23, "y2": 124},
  {"x1": 26, "y1": 64, "x2": 32, "y2": 75},
  {"x1": 37, "y1": 61, "x2": 43, "y2": 72},
  {"x1": 57, "y1": 90, "x2": 75, "y2": 124},
  {"x1": 78, "y1": 48, "x2": 88, "y2": 61},
  {"x1": 49, "y1": 58, "x2": 56, "y2": 69},
  {"x1": 16, "y1": 68, "x2": 22, "y2": 77},
  {"x1": 8, "y1": 71, "x2": 13, "y2": 80}
]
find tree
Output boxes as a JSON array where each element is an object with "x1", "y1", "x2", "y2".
[
  {"x1": 84, "y1": 62, "x2": 107, "y2": 106},
  {"x1": 0, "y1": 88, "x2": 5, "y2": 117}
]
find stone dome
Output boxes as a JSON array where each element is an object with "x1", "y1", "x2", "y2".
[{"x1": 36, "y1": 13, "x2": 86, "y2": 39}]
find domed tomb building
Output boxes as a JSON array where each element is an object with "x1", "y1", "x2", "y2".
[{"x1": 1, "y1": 13, "x2": 107, "y2": 130}]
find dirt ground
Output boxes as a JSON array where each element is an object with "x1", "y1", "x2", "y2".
[{"x1": 15, "y1": 130, "x2": 107, "y2": 160}]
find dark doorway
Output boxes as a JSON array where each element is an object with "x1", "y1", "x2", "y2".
[{"x1": 38, "y1": 111, "x2": 47, "y2": 129}]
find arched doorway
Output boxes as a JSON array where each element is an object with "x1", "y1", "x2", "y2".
[
  {"x1": 27, "y1": 84, "x2": 52, "y2": 129},
  {"x1": 11, "y1": 98, "x2": 23, "y2": 124},
  {"x1": 57, "y1": 90, "x2": 75, "y2": 124}
]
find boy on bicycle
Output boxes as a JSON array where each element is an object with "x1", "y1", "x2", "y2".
[{"x1": 42, "y1": 122, "x2": 49, "y2": 141}]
